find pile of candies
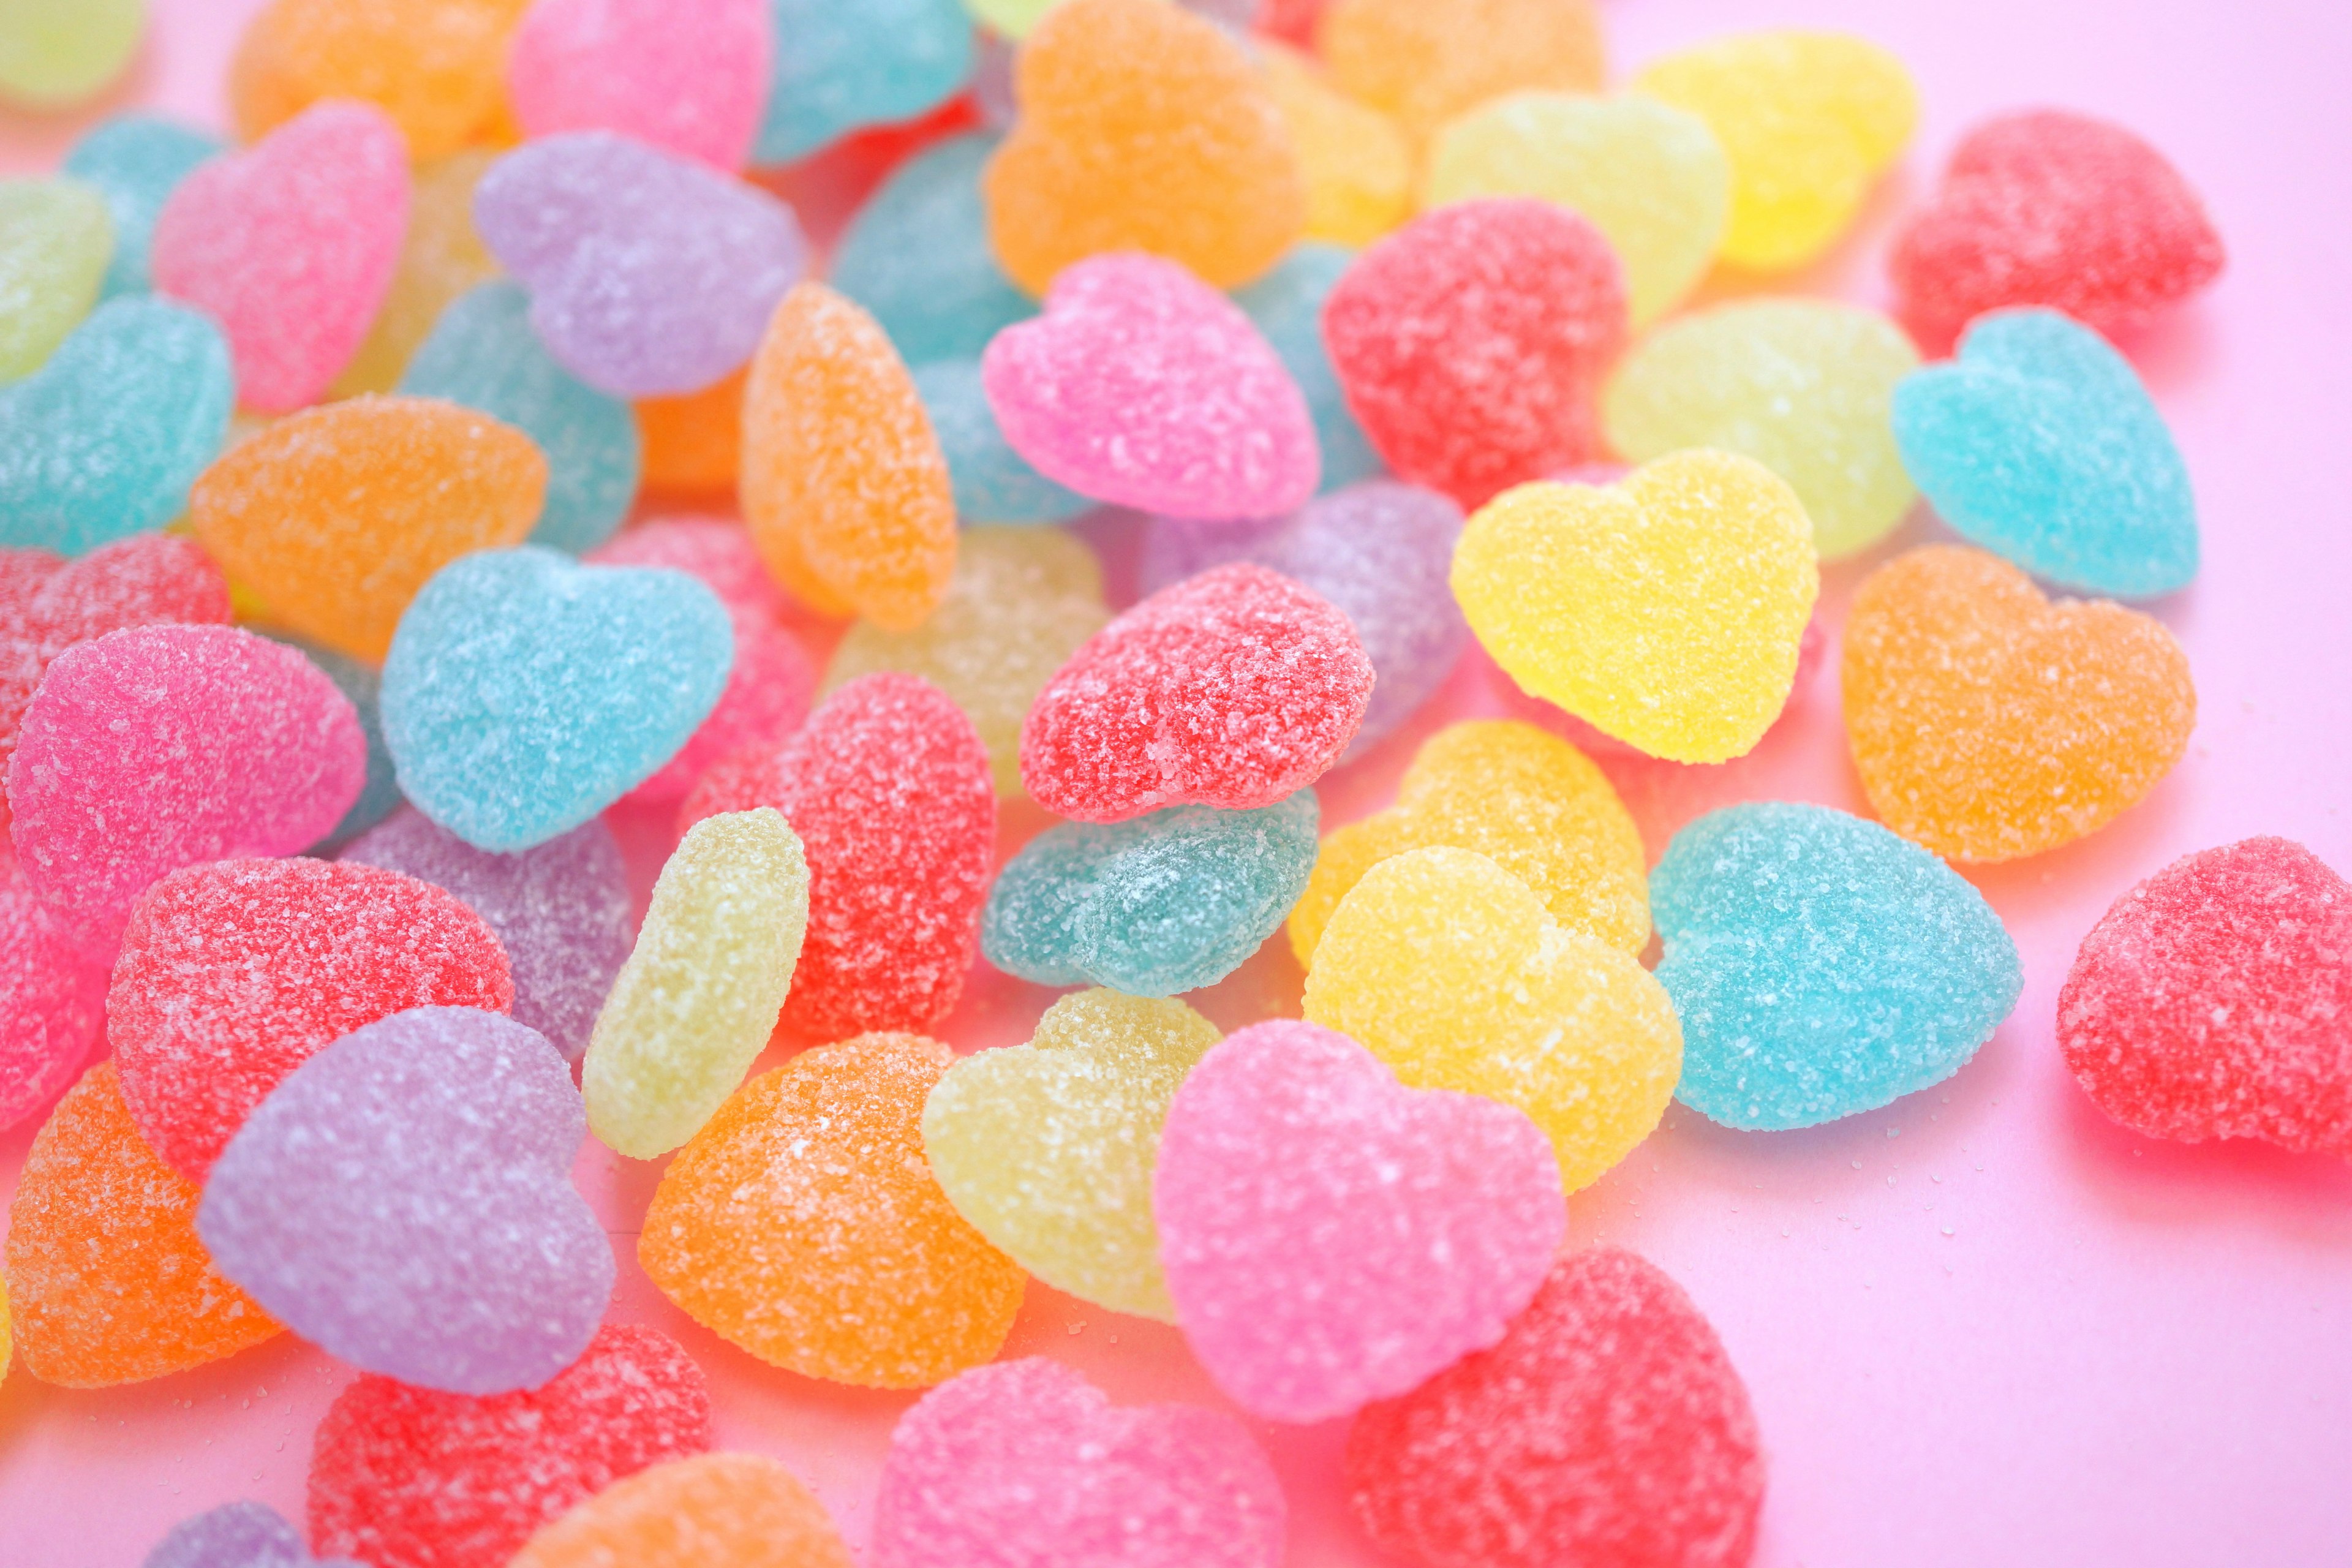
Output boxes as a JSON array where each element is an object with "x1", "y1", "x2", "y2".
[{"x1": 0, "y1": 0, "x2": 2333, "y2": 1564}]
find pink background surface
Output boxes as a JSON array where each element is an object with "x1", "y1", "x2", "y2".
[{"x1": 4, "y1": 0, "x2": 2350, "y2": 1564}]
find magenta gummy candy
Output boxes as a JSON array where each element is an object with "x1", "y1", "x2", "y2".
[
  {"x1": 505, "y1": 0, "x2": 775, "y2": 171},
  {"x1": 0, "y1": 883, "x2": 107, "y2": 1131}
]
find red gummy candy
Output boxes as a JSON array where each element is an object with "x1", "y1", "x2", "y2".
[
  {"x1": 2058, "y1": 836, "x2": 2352, "y2": 1156},
  {"x1": 1346, "y1": 1246, "x2": 1765, "y2": 1568},
  {"x1": 110, "y1": 857, "x2": 514, "y2": 1180},
  {"x1": 1889, "y1": 109, "x2": 2226, "y2": 356},
  {"x1": 680, "y1": 673, "x2": 993, "y2": 1037},
  {"x1": 1019, "y1": 562, "x2": 1371, "y2": 823},
  {"x1": 310, "y1": 1322, "x2": 714, "y2": 1568},
  {"x1": 0, "y1": 883, "x2": 108, "y2": 1131},
  {"x1": 1323, "y1": 197, "x2": 1627, "y2": 508}
]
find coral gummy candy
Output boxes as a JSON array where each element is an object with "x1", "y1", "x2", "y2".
[
  {"x1": 229, "y1": 0, "x2": 524, "y2": 159},
  {"x1": 1319, "y1": 0, "x2": 1604, "y2": 151},
  {"x1": 510, "y1": 1453, "x2": 852, "y2": 1568}
]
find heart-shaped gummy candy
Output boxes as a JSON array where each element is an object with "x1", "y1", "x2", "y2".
[
  {"x1": 504, "y1": 0, "x2": 773, "y2": 171},
  {"x1": 143, "y1": 1502, "x2": 363, "y2": 1568},
  {"x1": 0, "y1": 178, "x2": 110, "y2": 381},
  {"x1": 510, "y1": 1453, "x2": 853, "y2": 1568},
  {"x1": 0, "y1": 883, "x2": 108, "y2": 1131}
]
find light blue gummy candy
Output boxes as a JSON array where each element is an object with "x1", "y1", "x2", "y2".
[
  {"x1": 382, "y1": 546, "x2": 733, "y2": 853},
  {"x1": 0, "y1": 297, "x2": 232, "y2": 555},
  {"x1": 1654, "y1": 801, "x2": 2023, "y2": 1131},
  {"x1": 269, "y1": 636, "x2": 405, "y2": 851},
  {"x1": 914, "y1": 359, "x2": 1090, "y2": 524},
  {"x1": 755, "y1": 0, "x2": 975, "y2": 165},
  {"x1": 831, "y1": 134, "x2": 1034, "y2": 366},
  {"x1": 1892, "y1": 307, "x2": 2197, "y2": 598},
  {"x1": 62, "y1": 115, "x2": 224, "y2": 299},
  {"x1": 984, "y1": 791, "x2": 1319, "y2": 997},
  {"x1": 1232, "y1": 244, "x2": 1383, "y2": 496},
  {"x1": 399, "y1": 281, "x2": 641, "y2": 554}
]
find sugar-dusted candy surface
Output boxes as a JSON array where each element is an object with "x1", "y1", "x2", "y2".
[
  {"x1": 589, "y1": 516, "x2": 785, "y2": 624},
  {"x1": 870, "y1": 1358, "x2": 1284, "y2": 1568},
  {"x1": 3, "y1": 1062, "x2": 280, "y2": 1387},
  {"x1": 1304, "y1": 846, "x2": 1681, "y2": 1190},
  {"x1": 0, "y1": 0, "x2": 142, "y2": 106},
  {"x1": 1020, "y1": 563, "x2": 1371, "y2": 822},
  {"x1": 1323, "y1": 198, "x2": 1627, "y2": 507},
  {"x1": 983, "y1": 0, "x2": 1303, "y2": 295},
  {"x1": 639, "y1": 1032, "x2": 1025, "y2": 1388},
  {"x1": 1258, "y1": 41, "x2": 1410, "y2": 249},
  {"x1": 507, "y1": 0, "x2": 772, "y2": 170},
  {"x1": 2059, "y1": 837, "x2": 2352, "y2": 1156},
  {"x1": 1634, "y1": 30, "x2": 1916, "y2": 273},
  {"x1": 742, "y1": 282, "x2": 957, "y2": 628},
  {"x1": 342, "y1": 812, "x2": 632, "y2": 1063},
  {"x1": 145, "y1": 1501, "x2": 361, "y2": 1568},
  {"x1": 922, "y1": 989, "x2": 1218, "y2": 1320},
  {"x1": 586, "y1": 809, "x2": 808, "y2": 1159},
  {"x1": 829, "y1": 134, "x2": 1033, "y2": 369},
  {"x1": 270, "y1": 635, "x2": 404, "y2": 850},
  {"x1": 0, "y1": 884, "x2": 107, "y2": 1130},
  {"x1": 1319, "y1": 0, "x2": 1604, "y2": 151},
  {"x1": 1605, "y1": 299, "x2": 1920, "y2": 559},
  {"x1": 1453, "y1": 451, "x2": 1820, "y2": 764},
  {"x1": 912, "y1": 360, "x2": 1090, "y2": 524},
  {"x1": 1290, "y1": 720, "x2": 1648, "y2": 965},
  {"x1": 382, "y1": 546, "x2": 734, "y2": 851},
  {"x1": 679, "y1": 674, "x2": 994, "y2": 1036},
  {"x1": 9, "y1": 625, "x2": 364, "y2": 955},
  {"x1": 1656, "y1": 802, "x2": 2023, "y2": 1130},
  {"x1": 333, "y1": 149, "x2": 499, "y2": 396},
  {"x1": 511, "y1": 1453, "x2": 851, "y2": 1568},
  {"x1": 1893, "y1": 307, "x2": 2198, "y2": 597},
  {"x1": 1843, "y1": 544, "x2": 2196, "y2": 862},
  {"x1": 0, "y1": 176, "x2": 111, "y2": 381},
  {"x1": 152, "y1": 100, "x2": 408, "y2": 412},
  {"x1": 623, "y1": 609, "x2": 813, "y2": 805},
  {"x1": 228, "y1": 0, "x2": 522, "y2": 159},
  {"x1": 1346, "y1": 1246, "x2": 1765, "y2": 1568},
  {"x1": 1891, "y1": 109, "x2": 2226, "y2": 356},
  {"x1": 633, "y1": 369, "x2": 745, "y2": 492},
  {"x1": 472, "y1": 132, "x2": 809, "y2": 399},
  {"x1": 1231, "y1": 243, "x2": 1385, "y2": 497},
  {"x1": 756, "y1": 0, "x2": 973, "y2": 165},
  {"x1": 309, "y1": 1322, "x2": 714, "y2": 1568},
  {"x1": 1155, "y1": 1020, "x2": 1565, "y2": 1422},
  {"x1": 61, "y1": 115, "x2": 224, "y2": 298}
]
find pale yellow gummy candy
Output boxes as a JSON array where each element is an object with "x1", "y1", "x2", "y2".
[
  {"x1": 584, "y1": 809, "x2": 809, "y2": 1161},
  {"x1": 334, "y1": 149, "x2": 500, "y2": 396},
  {"x1": 1261, "y1": 42, "x2": 1411, "y2": 249},
  {"x1": 963, "y1": 0, "x2": 1060, "y2": 40},
  {"x1": 0, "y1": 0, "x2": 144, "y2": 107},
  {"x1": 1303, "y1": 846, "x2": 1680, "y2": 1191},
  {"x1": 0, "y1": 178, "x2": 112, "y2": 382}
]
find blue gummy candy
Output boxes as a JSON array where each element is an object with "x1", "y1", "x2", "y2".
[
  {"x1": 754, "y1": 0, "x2": 975, "y2": 165},
  {"x1": 0, "y1": 297, "x2": 232, "y2": 555},
  {"x1": 1232, "y1": 243, "x2": 1384, "y2": 496},
  {"x1": 984, "y1": 791, "x2": 1320, "y2": 997},
  {"x1": 830, "y1": 134, "x2": 1034, "y2": 365},
  {"x1": 1654, "y1": 801, "x2": 2023, "y2": 1131},
  {"x1": 399, "y1": 281, "x2": 641, "y2": 554},
  {"x1": 1892, "y1": 307, "x2": 2198, "y2": 598},
  {"x1": 62, "y1": 114, "x2": 224, "y2": 299},
  {"x1": 914, "y1": 358, "x2": 1091, "y2": 524},
  {"x1": 268, "y1": 635, "x2": 404, "y2": 851},
  {"x1": 381, "y1": 546, "x2": 734, "y2": 852}
]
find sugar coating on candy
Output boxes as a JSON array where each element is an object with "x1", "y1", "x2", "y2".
[
  {"x1": 1893, "y1": 307, "x2": 2198, "y2": 598},
  {"x1": 1259, "y1": 41, "x2": 1411, "y2": 249},
  {"x1": 145, "y1": 1501, "x2": 363, "y2": 1568},
  {"x1": 1891, "y1": 109, "x2": 2226, "y2": 356},
  {"x1": 0, "y1": 884, "x2": 107, "y2": 1131},
  {"x1": 511, "y1": 1453, "x2": 851, "y2": 1568},
  {"x1": 1303, "y1": 846, "x2": 1681, "y2": 1191},
  {"x1": 0, "y1": 0, "x2": 142, "y2": 106},
  {"x1": 3, "y1": 1063, "x2": 281, "y2": 1388},
  {"x1": 2059, "y1": 837, "x2": 2352, "y2": 1156},
  {"x1": 229, "y1": 0, "x2": 522, "y2": 160},
  {"x1": 640, "y1": 1032, "x2": 1027, "y2": 1388},
  {"x1": 870, "y1": 1358, "x2": 1284, "y2": 1568},
  {"x1": 1290, "y1": 720, "x2": 1648, "y2": 965},
  {"x1": 1346, "y1": 1246, "x2": 1765, "y2": 1568},
  {"x1": 342, "y1": 812, "x2": 632, "y2": 1063},
  {"x1": 9, "y1": 625, "x2": 365, "y2": 956},
  {"x1": 152, "y1": 101, "x2": 409, "y2": 412},
  {"x1": 590, "y1": 516, "x2": 786, "y2": 625},
  {"x1": 0, "y1": 177, "x2": 112, "y2": 382},
  {"x1": 1324, "y1": 198, "x2": 1627, "y2": 507},
  {"x1": 742, "y1": 282, "x2": 957, "y2": 628},
  {"x1": 333, "y1": 150, "x2": 500, "y2": 396},
  {"x1": 507, "y1": 0, "x2": 772, "y2": 170},
  {"x1": 756, "y1": 0, "x2": 973, "y2": 165},
  {"x1": 1021, "y1": 564, "x2": 1371, "y2": 823},
  {"x1": 913, "y1": 360, "x2": 1090, "y2": 525},
  {"x1": 633, "y1": 369, "x2": 745, "y2": 492},
  {"x1": 62, "y1": 115, "x2": 225, "y2": 299},
  {"x1": 1231, "y1": 243, "x2": 1385, "y2": 497},
  {"x1": 1155, "y1": 1020, "x2": 1566, "y2": 1422},
  {"x1": 983, "y1": 0, "x2": 1304, "y2": 295},
  {"x1": 1319, "y1": 0, "x2": 1604, "y2": 151},
  {"x1": 1656, "y1": 802, "x2": 2023, "y2": 1130},
  {"x1": 680, "y1": 674, "x2": 994, "y2": 1036},
  {"x1": 270, "y1": 636, "x2": 404, "y2": 849},
  {"x1": 830, "y1": 134, "x2": 1035, "y2": 369},
  {"x1": 625, "y1": 611, "x2": 813, "y2": 805},
  {"x1": 1842, "y1": 544, "x2": 2195, "y2": 862}
]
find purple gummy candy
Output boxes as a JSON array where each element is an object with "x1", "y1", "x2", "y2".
[
  {"x1": 197, "y1": 1006, "x2": 614, "y2": 1396},
  {"x1": 472, "y1": 132, "x2": 809, "y2": 398},
  {"x1": 144, "y1": 1501, "x2": 362, "y2": 1568},
  {"x1": 341, "y1": 810, "x2": 633, "y2": 1063}
]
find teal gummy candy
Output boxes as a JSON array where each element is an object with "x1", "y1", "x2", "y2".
[
  {"x1": 399, "y1": 281, "x2": 641, "y2": 554},
  {"x1": 1234, "y1": 243, "x2": 1382, "y2": 496},
  {"x1": 754, "y1": 0, "x2": 975, "y2": 165},
  {"x1": 63, "y1": 115, "x2": 225, "y2": 299},
  {"x1": 0, "y1": 297, "x2": 232, "y2": 555},
  {"x1": 1892, "y1": 307, "x2": 2197, "y2": 598},
  {"x1": 1655, "y1": 802, "x2": 2023, "y2": 1131},
  {"x1": 270, "y1": 635, "x2": 404, "y2": 851},
  {"x1": 830, "y1": 134, "x2": 1033, "y2": 364},
  {"x1": 914, "y1": 359, "x2": 1090, "y2": 524},
  {"x1": 983, "y1": 790, "x2": 1319, "y2": 997}
]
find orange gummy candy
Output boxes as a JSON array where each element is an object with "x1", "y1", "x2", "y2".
[
  {"x1": 2, "y1": 1064, "x2": 280, "y2": 1388},
  {"x1": 1319, "y1": 0, "x2": 1607, "y2": 150},
  {"x1": 230, "y1": 0, "x2": 530, "y2": 159},
  {"x1": 638, "y1": 1033, "x2": 1025, "y2": 1390},
  {"x1": 511, "y1": 1454, "x2": 853, "y2": 1568},
  {"x1": 638, "y1": 366, "x2": 747, "y2": 493}
]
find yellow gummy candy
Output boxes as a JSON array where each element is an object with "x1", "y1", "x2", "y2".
[
  {"x1": 1634, "y1": 30, "x2": 1917, "y2": 273},
  {"x1": 584, "y1": 809, "x2": 809, "y2": 1160},
  {"x1": 1303, "y1": 846, "x2": 1681, "y2": 1191},
  {"x1": 922, "y1": 989, "x2": 1220, "y2": 1321},
  {"x1": 333, "y1": 150, "x2": 500, "y2": 396},
  {"x1": 0, "y1": 178, "x2": 112, "y2": 383},
  {"x1": 1451, "y1": 450, "x2": 1819, "y2": 765},
  {"x1": 1260, "y1": 42, "x2": 1412, "y2": 249},
  {"x1": 1289, "y1": 719, "x2": 1648, "y2": 967},
  {"x1": 963, "y1": 0, "x2": 1059, "y2": 40},
  {"x1": 0, "y1": 0, "x2": 143, "y2": 107}
]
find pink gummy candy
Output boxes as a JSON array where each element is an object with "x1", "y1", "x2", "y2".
[
  {"x1": 981, "y1": 251, "x2": 1321, "y2": 520},
  {"x1": 505, "y1": 0, "x2": 774, "y2": 171},
  {"x1": 590, "y1": 518, "x2": 789, "y2": 625},
  {"x1": 0, "y1": 883, "x2": 107, "y2": 1130},
  {"x1": 1019, "y1": 563, "x2": 1371, "y2": 823},
  {"x1": 1153, "y1": 1020, "x2": 1566, "y2": 1423}
]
